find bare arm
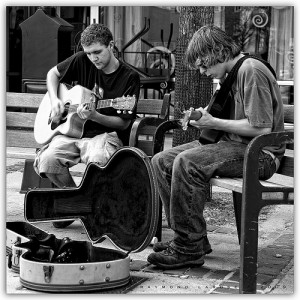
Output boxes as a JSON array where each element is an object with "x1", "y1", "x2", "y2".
[
  {"x1": 190, "y1": 107, "x2": 271, "y2": 137},
  {"x1": 90, "y1": 112, "x2": 131, "y2": 130},
  {"x1": 46, "y1": 66, "x2": 64, "y2": 122},
  {"x1": 77, "y1": 101, "x2": 131, "y2": 130}
]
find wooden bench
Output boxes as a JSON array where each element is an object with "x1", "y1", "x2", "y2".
[
  {"x1": 153, "y1": 104, "x2": 294, "y2": 294},
  {"x1": 6, "y1": 91, "x2": 171, "y2": 187}
]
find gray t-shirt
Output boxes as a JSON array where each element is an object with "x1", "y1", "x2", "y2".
[{"x1": 223, "y1": 58, "x2": 285, "y2": 157}]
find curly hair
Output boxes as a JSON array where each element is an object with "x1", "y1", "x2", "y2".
[
  {"x1": 80, "y1": 23, "x2": 113, "y2": 47},
  {"x1": 185, "y1": 25, "x2": 241, "y2": 69}
]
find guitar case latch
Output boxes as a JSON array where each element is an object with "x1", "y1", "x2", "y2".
[{"x1": 43, "y1": 265, "x2": 54, "y2": 283}]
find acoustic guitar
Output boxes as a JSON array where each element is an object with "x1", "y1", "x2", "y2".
[
  {"x1": 181, "y1": 89, "x2": 231, "y2": 144},
  {"x1": 181, "y1": 54, "x2": 276, "y2": 144},
  {"x1": 34, "y1": 84, "x2": 137, "y2": 145}
]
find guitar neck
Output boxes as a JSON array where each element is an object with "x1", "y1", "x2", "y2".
[{"x1": 95, "y1": 99, "x2": 113, "y2": 110}]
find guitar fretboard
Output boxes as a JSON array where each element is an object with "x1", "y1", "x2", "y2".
[
  {"x1": 67, "y1": 99, "x2": 114, "y2": 111},
  {"x1": 96, "y1": 99, "x2": 113, "y2": 109},
  {"x1": 65, "y1": 96, "x2": 134, "y2": 112}
]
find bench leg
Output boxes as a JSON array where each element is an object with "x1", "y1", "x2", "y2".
[
  {"x1": 239, "y1": 192, "x2": 261, "y2": 294},
  {"x1": 154, "y1": 198, "x2": 162, "y2": 241},
  {"x1": 20, "y1": 159, "x2": 53, "y2": 193},
  {"x1": 232, "y1": 191, "x2": 242, "y2": 244}
]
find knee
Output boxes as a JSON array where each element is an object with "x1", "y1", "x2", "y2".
[
  {"x1": 151, "y1": 152, "x2": 161, "y2": 168},
  {"x1": 38, "y1": 148, "x2": 59, "y2": 166},
  {"x1": 173, "y1": 152, "x2": 207, "y2": 183},
  {"x1": 152, "y1": 150, "x2": 176, "y2": 178},
  {"x1": 151, "y1": 152, "x2": 164, "y2": 175},
  {"x1": 173, "y1": 152, "x2": 192, "y2": 173}
]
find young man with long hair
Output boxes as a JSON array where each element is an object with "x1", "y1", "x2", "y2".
[{"x1": 147, "y1": 25, "x2": 284, "y2": 269}]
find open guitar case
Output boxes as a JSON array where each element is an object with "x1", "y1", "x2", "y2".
[{"x1": 6, "y1": 147, "x2": 159, "y2": 292}]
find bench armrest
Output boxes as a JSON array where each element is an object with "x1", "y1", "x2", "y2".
[
  {"x1": 129, "y1": 117, "x2": 167, "y2": 147},
  {"x1": 153, "y1": 119, "x2": 183, "y2": 155},
  {"x1": 153, "y1": 121, "x2": 294, "y2": 181},
  {"x1": 243, "y1": 130, "x2": 294, "y2": 183}
]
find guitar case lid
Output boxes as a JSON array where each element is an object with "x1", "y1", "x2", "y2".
[{"x1": 24, "y1": 147, "x2": 159, "y2": 254}]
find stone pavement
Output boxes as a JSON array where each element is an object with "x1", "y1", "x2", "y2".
[{"x1": 6, "y1": 157, "x2": 294, "y2": 295}]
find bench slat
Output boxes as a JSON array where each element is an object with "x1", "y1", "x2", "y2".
[
  {"x1": 277, "y1": 156, "x2": 294, "y2": 177},
  {"x1": 210, "y1": 177, "x2": 243, "y2": 193},
  {"x1": 262, "y1": 192, "x2": 294, "y2": 201},
  {"x1": 7, "y1": 92, "x2": 44, "y2": 108},
  {"x1": 136, "y1": 99, "x2": 164, "y2": 115},
  {"x1": 134, "y1": 125, "x2": 158, "y2": 136},
  {"x1": 6, "y1": 150, "x2": 36, "y2": 160},
  {"x1": 284, "y1": 123, "x2": 294, "y2": 131},
  {"x1": 262, "y1": 173, "x2": 294, "y2": 188},
  {"x1": 7, "y1": 130, "x2": 40, "y2": 148},
  {"x1": 210, "y1": 172, "x2": 294, "y2": 194},
  {"x1": 135, "y1": 140, "x2": 154, "y2": 157},
  {"x1": 7, "y1": 112, "x2": 36, "y2": 128},
  {"x1": 283, "y1": 104, "x2": 294, "y2": 124}
]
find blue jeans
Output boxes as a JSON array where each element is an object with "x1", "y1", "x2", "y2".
[{"x1": 151, "y1": 140, "x2": 277, "y2": 256}]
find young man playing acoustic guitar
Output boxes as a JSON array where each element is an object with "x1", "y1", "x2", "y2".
[
  {"x1": 34, "y1": 23, "x2": 140, "y2": 228},
  {"x1": 147, "y1": 25, "x2": 285, "y2": 269}
]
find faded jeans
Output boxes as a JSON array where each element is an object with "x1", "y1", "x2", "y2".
[{"x1": 151, "y1": 140, "x2": 277, "y2": 256}]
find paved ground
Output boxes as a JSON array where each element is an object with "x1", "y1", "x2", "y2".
[{"x1": 5, "y1": 156, "x2": 294, "y2": 295}]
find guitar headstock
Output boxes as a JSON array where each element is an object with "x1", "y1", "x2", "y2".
[
  {"x1": 181, "y1": 107, "x2": 202, "y2": 130},
  {"x1": 181, "y1": 108, "x2": 194, "y2": 131},
  {"x1": 112, "y1": 95, "x2": 137, "y2": 114}
]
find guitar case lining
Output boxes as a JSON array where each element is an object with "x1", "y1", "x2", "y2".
[{"x1": 7, "y1": 147, "x2": 159, "y2": 292}]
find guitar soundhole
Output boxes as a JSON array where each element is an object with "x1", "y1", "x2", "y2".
[
  {"x1": 51, "y1": 119, "x2": 66, "y2": 130},
  {"x1": 62, "y1": 103, "x2": 70, "y2": 118},
  {"x1": 50, "y1": 104, "x2": 69, "y2": 130}
]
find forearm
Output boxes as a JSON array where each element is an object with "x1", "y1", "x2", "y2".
[
  {"x1": 190, "y1": 107, "x2": 272, "y2": 137},
  {"x1": 46, "y1": 67, "x2": 61, "y2": 101},
  {"x1": 90, "y1": 112, "x2": 131, "y2": 130},
  {"x1": 213, "y1": 118, "x2": 271, "y2": 137}
]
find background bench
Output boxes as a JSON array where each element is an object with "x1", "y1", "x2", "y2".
[
  {"x1": 6, "y1": 92, "x2": 171, "y2": 158},
  {"x1": 6, "y1": 91, "x2": 171, "y2": 189},
  {"x1": 153, "y1": 104, "x2": 294, "y2": 294}
]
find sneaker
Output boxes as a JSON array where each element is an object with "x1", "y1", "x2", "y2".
[
  {"x1": 147, "y1": 246, "x2": 205, "y2": 269},
  {"x1": 52, "y1": 221, "x2": 74, "y2": 228},
  {"x1": 153, "y1": 235, "x2": 212, "y2": 255}
]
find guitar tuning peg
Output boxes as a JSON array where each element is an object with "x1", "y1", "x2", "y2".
[
  {"x1": 128, "y1": 111, "x2": 132, "y2": 114},
  {"x1": 117, "y1": 110, "x2": 121, "y2": 114}
]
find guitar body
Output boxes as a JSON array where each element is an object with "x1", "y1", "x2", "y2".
[
  {"x1": 34, "y1": 84, "x2": 136, "y2": 145},
  {"x1": 199, "y1": 90, "x2": 231, "y2": 144},
  {"x1": 34, "y1": 84, "x2": 92, "y2": 145},
  {"x1": 181, "y1": 90, "x2": 231, "y2": 144}
]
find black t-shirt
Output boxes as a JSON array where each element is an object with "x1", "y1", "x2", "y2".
[{"x1": 57, "y1": 51, "x2": 140, "y2": 145}]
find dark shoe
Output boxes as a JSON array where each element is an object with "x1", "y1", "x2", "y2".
[
  {"x1": 153, "y1": 236, "x2": 212, "y2": 255},
  {"x1": 147, "y1": 247, "x2": 205, "y2": 269},
  {"x1": 153, "y1": 240, "x2": 172, "y2": 252},
  {"x1": 52, "y1": 221, "x2": 74, "y2": 228}
]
